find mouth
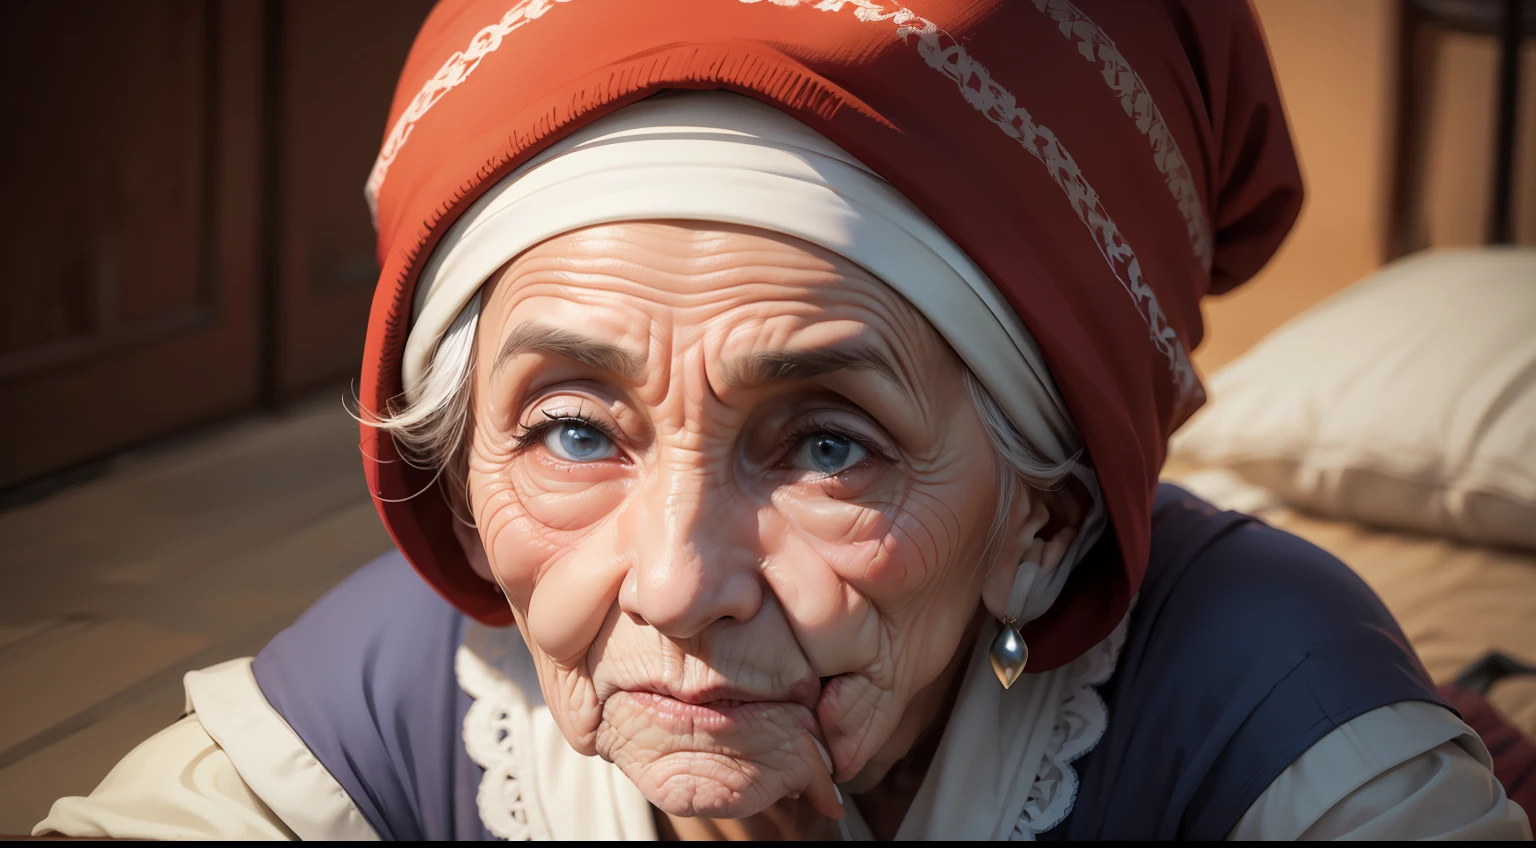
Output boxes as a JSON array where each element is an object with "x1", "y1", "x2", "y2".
[{"x1": 622, "y1": 691, "x2": 810, "y2": 733}]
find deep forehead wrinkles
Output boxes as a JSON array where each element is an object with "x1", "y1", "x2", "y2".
[{"x1": 483, "y1": 222, "x2": 960, "y2": 407}]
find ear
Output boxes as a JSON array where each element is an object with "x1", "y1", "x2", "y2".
[{"x1": 980, "y1": 482, "x2": 1086, "y2": 622}]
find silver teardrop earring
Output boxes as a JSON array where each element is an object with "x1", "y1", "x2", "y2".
[
  {"x1": 990, "y1": 559, "x2": 1041, "y2": 689},
  {"x1": 989, "y1": 616, "x2": 1029, "y2": 689}
]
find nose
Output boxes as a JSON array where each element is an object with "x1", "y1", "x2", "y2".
[{"x1": 617, "y1": 457, "x2": 762, "y2": 640}]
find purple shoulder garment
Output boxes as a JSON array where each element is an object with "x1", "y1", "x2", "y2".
[
  {"x1": 251, "y1": 550, "x2": 493, "y2": 840},
  {"x1": 252, "y1": 484, "x2": 1449, "y2": 841}
]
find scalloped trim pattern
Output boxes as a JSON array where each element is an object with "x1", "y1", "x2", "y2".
[
  {"x1": 364, "y1": 0, "x2": 575, "y2": 222},
  {"x1": 1029, "y1": 0, "x2": 1212, "y2": 271},
  {"x1": 456, "y1": 626, "x2": 552, "y2": 841},
  {"x1": 741, "y1": 0, "x2": 1200, "y2": 414},
  {"x1": 367, "y1": 0, "x2": 1201, "y2": 412},
  {"x1": 454, "y1": 607, "x2": 1134, "y2": 841},
  {"x1": 1013, "y1": 603, "x2": 1135, "y2": 839}
]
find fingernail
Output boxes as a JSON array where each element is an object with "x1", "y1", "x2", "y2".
[{"x1": 813, "y1": 738, "x2": 834, "y2": 774}]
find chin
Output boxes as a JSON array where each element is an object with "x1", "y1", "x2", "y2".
[
  {"x1": 630, "y1": 751, "x2": 780, "y2": 819},
  {"x1": 596, "y1": 692, "x2": 817, "y2": 819}
]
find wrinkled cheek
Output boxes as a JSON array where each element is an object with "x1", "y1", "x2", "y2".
[
  {"x1": 473, "y1": 492, "x2": 556, "y2": 609},
  {"x1": 474, "y1": 470, "x2": 626, "y2": 606},
  {"x1": 769, "y1": 492, "x2": 895, "y2": 578},
  {"x1": 771, "y1": 493, "x2": 947, "y2": 604},
  {"x1": 531, "y1": 653, "x2": 605, "y2": 756},
  {"x1": 853, "y1": 509, "x2": 958, "y2": 601},
  {"x1": 505, "y1": 465, "x2": 629, "y2": 533},
  {"x1": 769, "y1": 487, "x2": 888, "y2": 546}
]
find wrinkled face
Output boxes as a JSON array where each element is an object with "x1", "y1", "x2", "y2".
[{"x1": 462, "y1": 221, "x2": 1003, "y2": 819}]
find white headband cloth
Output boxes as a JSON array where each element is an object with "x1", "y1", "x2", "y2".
[{"x1": 404, "y1": 90, "x2": 1105, "y2": 609}]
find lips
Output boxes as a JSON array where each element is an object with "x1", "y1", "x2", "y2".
[
  {"x1": 608, "y1": 675, "x2": 827, "y2": 734},
  {"x1": 629, "y1": 675, "x2": 824, "y2": 713},
  {"x1": 621, "y1": 690, "x2": 815, "y2": 734}
]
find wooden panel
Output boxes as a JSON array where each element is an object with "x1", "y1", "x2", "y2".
[
  {"x1": 0, "y1": 1, "x2": 264, "y2": 488},
  {"x1": 270, "y1": 0, "x2": 437, "y2": 399},
  {"x1": 0, "y1": 3, "x2": 206, "y2": 360}
]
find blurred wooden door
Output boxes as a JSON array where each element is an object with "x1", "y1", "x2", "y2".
[
  {"x1": 268, "y1": 0, "x2": 436, "y2": 401},
  {"x1": 0, "y1": 0, "x2": 436, "y2": 489},
  {"x1": 0, "y1": 2, "x2": 265, "y2": 488}
]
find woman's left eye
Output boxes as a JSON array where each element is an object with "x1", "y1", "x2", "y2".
[
  {"x1": 788, "y1": 432, "x2": 869, "y2": 476},
  {"x1": 542, "y1": 420, "x2": 618, "y2": 462}
]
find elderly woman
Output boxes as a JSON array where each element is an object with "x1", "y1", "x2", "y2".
[{"x1": 35, "y1": 0, "x2": 1531, "y2": 841}]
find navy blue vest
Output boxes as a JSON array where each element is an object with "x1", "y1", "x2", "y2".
[
  {"x1": 252, "y1": 484, "x2": 1445, "y2": 840},
  {"x1": 1038, "y1": 486, "x2": 1446, "y2": 839}
]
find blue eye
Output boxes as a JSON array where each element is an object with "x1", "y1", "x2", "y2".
[
  {"x1": 791, "y1": 432, "x2": 869, "y2": 475},
  {"x1": 542, "y1": 420, "x2": 617, "y2": 462}
]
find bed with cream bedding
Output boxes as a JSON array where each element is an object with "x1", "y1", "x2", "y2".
[
  {"x1": 1163, "y1": 247, "x2": 1536, "y2": 739},
  {"x1": 1163, "y1": 458, "x2": 1536, "y2": 737}
]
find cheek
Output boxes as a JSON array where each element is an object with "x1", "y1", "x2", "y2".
[
  {"x1": 760, "y1": 464, "x2": 993, "y2": 680},
  {"x1": 769, "y1": 468, "x2": 991, "y2": 604},
  {"x1": 478, "y1": 489, "x2": 631, "y2": 664},
  {"x1": 467, "y1": 446, "x2": 628, "y2": 611},
  {"x1": 507, "y1": 461, "x2": 631, "y2": 533}
]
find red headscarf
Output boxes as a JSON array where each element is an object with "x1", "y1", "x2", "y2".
[{"x1": 360, "y1": 0, "x2": 1302, "y2": 671}]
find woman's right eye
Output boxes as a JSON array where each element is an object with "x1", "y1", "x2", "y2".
[
  {"x1": 542, "y1": 420, "x2": 618, "y2": 462},
  {"x1": 787, "y1": 431, "x2": 869, "y2": 476}
]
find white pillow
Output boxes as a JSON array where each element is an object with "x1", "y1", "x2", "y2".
[{"x1": 1170, "y1": 247, "x2": 1536, "y2": 551}]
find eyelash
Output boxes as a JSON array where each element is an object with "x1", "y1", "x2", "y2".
[
  {"x1": 511, "y1": 409, "x2": 894, "y2": 468},
  {"x1": 512, "y1": 409, "x2": 622, "y2": 453},
  {"x1": 779, "y1": 418, "x2": 894, "y2": 468}
]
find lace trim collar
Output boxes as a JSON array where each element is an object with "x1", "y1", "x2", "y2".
[
  {"x1": 456, "y1": 623, "x2": 551, "y2": 841},
  {"x1": 1013, "y1": 603, "x2": 1134, "y2": 838},
  {"x1": 454, "y1": 606, "x2": 1135, "y2": 841}
]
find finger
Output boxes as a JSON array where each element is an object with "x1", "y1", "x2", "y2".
[
  {"x1": 803, "y1": 759, "x2": 845, "y2": 820},
  {"x1": 804, "y1": 737, "x2": 845, "y2": 820}
]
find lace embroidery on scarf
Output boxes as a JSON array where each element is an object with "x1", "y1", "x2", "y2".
[
  {"x1": 456, "y1": 624, "x2": 552, "y2": 841},
  {"x1": 1012, "y1": 603, "x2": 1136, "y2": 840}
]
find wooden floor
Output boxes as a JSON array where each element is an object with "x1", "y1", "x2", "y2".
[{"x1": 0, "y1": 389, "x2": 393, "y2": 834}]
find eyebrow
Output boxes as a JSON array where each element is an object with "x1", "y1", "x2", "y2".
[
  {"x1": 492, "y1": 321, "x2": 908, "y2": 396},
  {"x1": 492, "y1": 322, "x2": 646, "y2": 380},
  {"x1": 721, "y1": 344, "x2": 906, "y2": 394}
]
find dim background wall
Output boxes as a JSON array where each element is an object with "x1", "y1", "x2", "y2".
[
  {"x1": 1199, "y1": 0, "x2": 1536, "y2": 373},
  {"x1": 0, "y1": 0, "x2": 1529, "y2": 488}
]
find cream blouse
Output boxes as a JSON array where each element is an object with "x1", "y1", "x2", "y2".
[{"x1": 34, "y1": 640, "x2": 1532, "y2": 841}]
